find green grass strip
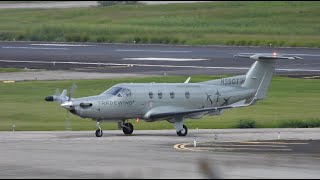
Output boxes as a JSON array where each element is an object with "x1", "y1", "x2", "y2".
[{"x1": 0, "y1": 1, "x2": 319, "y2": 47}]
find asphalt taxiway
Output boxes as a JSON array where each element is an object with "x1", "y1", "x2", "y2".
[
  {"x1": 1, "y1": 128, "x2": 319, "y2": 179},
  {"x1": 1, "y1": 41, "x2": 320, "y2": 77}
]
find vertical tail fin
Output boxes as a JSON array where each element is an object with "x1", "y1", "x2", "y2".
[
  {"x1": 242, "y1": 59, "x2": 275, "y2": 100},
  {"x1": 235, "y1": 53, "x2": 302, "y2": 100}
]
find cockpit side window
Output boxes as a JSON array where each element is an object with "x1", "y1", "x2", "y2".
[{"x1": 101, "y1": 87, "x2": 123, "y2": 96}]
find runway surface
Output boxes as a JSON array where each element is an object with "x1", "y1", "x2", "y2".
[
  {"x1": 1, "y1": 128, "x2": 320, "y2": 179},
  {"x1": 1, "y1": 41, "x2": 320, "y2": 77}
]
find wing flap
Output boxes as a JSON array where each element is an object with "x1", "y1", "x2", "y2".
[{"x1": 147, "y1": 98, "x2": 257, "y2": 120}]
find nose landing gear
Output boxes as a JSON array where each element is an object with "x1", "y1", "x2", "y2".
[{"x1": 95, "y1": 121, "x2": 103, "y2": 137}]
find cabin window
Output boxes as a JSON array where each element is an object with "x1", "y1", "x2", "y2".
[
  {"x1": 170, "y1": 92, "x2": 174, "y2": 99},
  {"x1": 149, "y1": 91, "x2": 153, "y2": 99},
  {"x1": 158, "y1": 92, "x2": 163, "y2": 99},
  {"x1": 185, "y1": 91, "x2": 190, "y2": 99}
]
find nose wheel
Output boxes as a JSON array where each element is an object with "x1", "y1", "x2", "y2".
[
  {"x1": 95, "y1": 121, "x2": 103, "y2": 137},
  {"x1": 95, "y1": 129, "x2": 103, "y2": 137}
]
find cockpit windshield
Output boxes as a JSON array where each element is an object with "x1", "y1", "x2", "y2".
[
  {"x1": 100, "y1": 87, "x2": 132, "y2": 97},
  {"x1": 101, "y1": 87, "x2": 123, "y2": 96},
  {"x1": 119, "y1": 88, "x2": 131, "y2": 97}
]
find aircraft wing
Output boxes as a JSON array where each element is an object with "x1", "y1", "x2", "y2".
[{"x1": 146, "y1": 98, "x2": 257, "y2": 120}]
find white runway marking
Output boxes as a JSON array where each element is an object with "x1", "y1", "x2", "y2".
[
  {"x1": 123, "y1": 57, "x2": 208, "y2": 61},
  {"x1": 31, "y1": 43, "x2": 95, "y2": 47},
  {"x1": 116, "y1": 49, "x2": 191, "y2": 53},
  {"x1": 1, "y1": 59, "x2": 320, "y2": 72},
  {"x1": 0, "y1": 59, "x2": 247, "y2": 70},
  {"x1": 2, "y1": 46, "x2": 68, "y2": 50}
]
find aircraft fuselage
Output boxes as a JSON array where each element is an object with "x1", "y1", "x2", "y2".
[{"x1": 70, "y1": 83, "x2": 256, "y2": 121}]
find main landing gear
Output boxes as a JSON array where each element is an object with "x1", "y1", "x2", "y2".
[
  {"x1": 174, "y1": 116, "x2": 188, "y2": 136},
  {"x1": 120, "y1": 121, "x2": 134, "y2": 135},
  {"x1": 176, "y1": 124, "x2": 188, "y2": 136},
  {"x1": 95, "y1": 120, "x2": 134, "y2": 137}
]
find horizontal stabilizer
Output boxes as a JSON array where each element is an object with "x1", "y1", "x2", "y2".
[{"x1": 234, "y1": 53, "x2": 303, "y2": 60}]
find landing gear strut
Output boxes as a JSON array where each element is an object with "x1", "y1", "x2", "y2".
[{"x1": 95, "y1": 121, "x2": 103, "y2": 137}]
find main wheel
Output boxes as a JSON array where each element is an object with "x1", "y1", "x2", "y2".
[
  {"x1": 177, "y1": 125, "x2": 188, "y2": 136},
  {"x1": 122, "y1": 122, "x2": 134, "y2": 135},
  {"x1": 95, "y1": 129, "x2": 103, "y2": 137}
]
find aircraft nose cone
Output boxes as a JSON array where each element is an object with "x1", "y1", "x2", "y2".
[{"x1": 61, "y1": 101, "x2": 74, "y2": 110}]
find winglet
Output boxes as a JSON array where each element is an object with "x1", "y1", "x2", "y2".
[{"x1": 184, "y1": 77, "x2": 191, "y2": 83}]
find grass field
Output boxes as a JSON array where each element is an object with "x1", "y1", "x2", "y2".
[
  {"x1": 0, "y1": 68, "x2": 27, "y2": 73},
  {"x1": 0, "y1": 1, "x2": 319, "y2": 47},
  {"x1": 0, "y1": 75, "x2": 319, "y2": 131},
  {"x1": 0, "y1": 1, "x2": 46, "y2": 3}
]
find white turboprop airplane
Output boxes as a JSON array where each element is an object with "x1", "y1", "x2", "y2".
[{"x1": 45, "y1": 53, "x2": 302, "y2": 137}]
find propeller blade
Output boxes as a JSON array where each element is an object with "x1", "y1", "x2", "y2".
[
  {"x1": 68, "y1": 82, "x2": 78, "y2": 101},
  {"x1": 54, "y1": 88, "x2": 61, "y2": 96},
  {"x1": 64, "y1": 110, "x2": 72, "y2": 131}
]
